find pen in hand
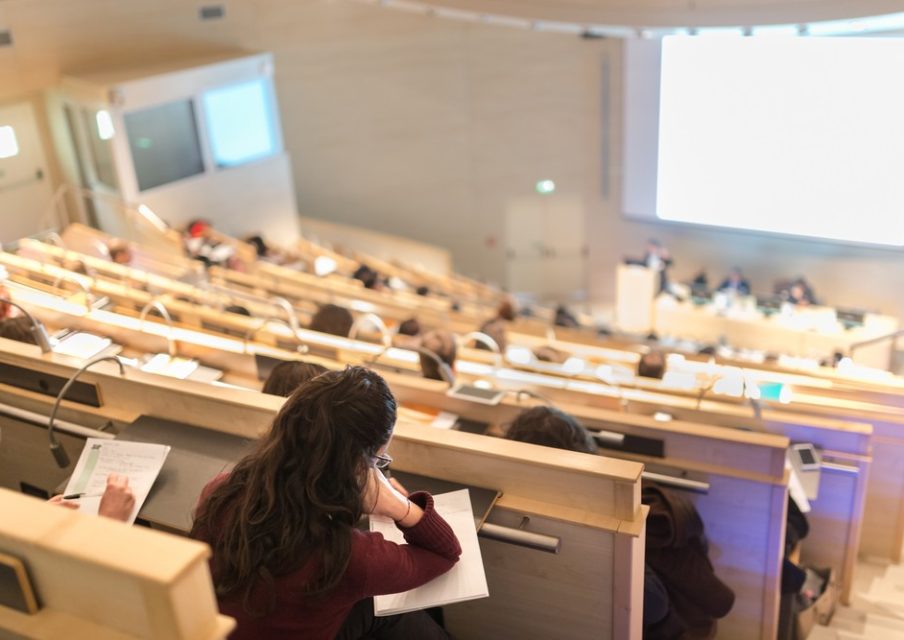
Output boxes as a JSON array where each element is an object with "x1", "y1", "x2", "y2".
[{"x1": 61, "y1": 492, "x2": 104, "y2": 500}]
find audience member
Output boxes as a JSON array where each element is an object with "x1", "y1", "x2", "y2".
[
  {"x1": 353, "y1": 264, "x2": 383, "y2": 291},
  {"x1": 245, "y1": 235, "x2": 270, "y2": 258},
  {"x1": 505, "y1": 406, "x2": 598, "y2": 455},
  {"x1": 718, "y1": 267, "x2": 751, "y2": 296},
  {"x1": 309, "y1": 303, "x2": 354, "y2": 337},
  {"x1": 478, "y1": 318, "x2": 507, "y2": 352},
  {"x1": 184, "y1": 219, "x2": 237, "y2": 268},
  {"x1": 637, "y1": 351, "x2": 666, "y2": 380},
  {"x1": 108, "y1": 242, "x2": 133, "y2": 266},
  {"x1": 191, "y1": 367, "x2": 461, "y2": 640},
  {"x1": 0, "y1": 317, "x2": 37, "y2": 345},
  {"x1": 496, "y1": 298, "x2": 517, "y2": 322},
  {"x1": 419, "y1": 330, "x2": 456, "y2": 382},
  {"x1": 553, "y1": 305, "x2": 580, "y2": 328},
  {"x1": 224, "y1": 304, "x2": 252, "y2": 317},
  {"x1": 397, "y1": 318, "x2": 422, "y2": 337},
  {"x1": 473, "y1": 297, "x2": 517, "y2": 354},
  {"x1": 262, "y1": 361, "x2": 328, "y2": 397},
  {"x1": 415, "y1": 286, "x2": 430, "y2": 297}
]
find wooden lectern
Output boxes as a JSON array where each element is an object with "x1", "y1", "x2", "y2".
[{"x1": 615, "y1": 264, "x2": 658, "y2": 334}]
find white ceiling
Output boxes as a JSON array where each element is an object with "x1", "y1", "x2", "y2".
[{"x1": 384, "y1": 0, "x2": 904, "y2": 28}]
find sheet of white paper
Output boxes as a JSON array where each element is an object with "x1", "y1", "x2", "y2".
[
  {"x1": 370, "y1": 489, "x2": 489, "y2": 616},
  {"x1": 787, "y1": 462, "x2": 812, "y2": 514},
  {"x1": 429, "y1": 412, "x2": 459, "y2": 430},
  {"x1": 63, "y1": 438, "x2": 170, "y2": 525},
  {"x1": 140, "y1": 354, "x2": 200, "y2": 379},
  {"x1": 53, "y1": 333, "x2": 114, "y2": 360}
]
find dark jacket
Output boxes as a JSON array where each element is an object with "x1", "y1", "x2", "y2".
[{"x1": 642, "y1": 483, "x2": 735, "y2": 640}]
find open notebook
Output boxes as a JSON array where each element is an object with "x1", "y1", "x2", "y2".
[{"x1": 369, "y1": 489, "x2": 489, "y2": 616}]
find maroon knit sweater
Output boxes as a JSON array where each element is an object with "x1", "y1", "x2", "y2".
[{"x1": 194, "y1": 476, "x2": 462, "y2": 640}]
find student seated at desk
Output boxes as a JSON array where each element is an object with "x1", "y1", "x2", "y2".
[
  {"x1": 309, "y1": 303, "x2": 355, "y2": 338},
  {"x1": 503, "y1": 407, "x2": 730, "y2": 637},
  {"x1": 478, "y1": 318, "x2": 507, "y2": 352},
  {"x1": 419, "y1": 330, "x2": 456, "y2": 383},
  {"x1": 475, "y1": 297, "x2": 518, "y2": 353},
  {"x1": 553, "y1": 305, "x2": 580, "y2": 328},
  {"x1": 191, "y1": 367, "x2": 461, "y2": 640},
  {"x1": 108, "y1": 242, "x2": 133, "y2": 266},
  {"x1": 0, "y1": 317, "x2": 37, "y2": 345},
  {"x1": 397, "y1": 318, "x2": 422, "y2": 337},
  {"x1": 505, "y1": 406, "x2": 598, "y2": 454},
  {"x1": 261, "y1": 361, "x2": 328, "y2": 397},
  {"x1": 353, "y1": 264, "x2": 384, "y2": 291}
]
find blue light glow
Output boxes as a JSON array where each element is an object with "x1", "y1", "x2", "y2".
[{"x1": 203, "y1": 79, "x2": 277, "y2": 168}]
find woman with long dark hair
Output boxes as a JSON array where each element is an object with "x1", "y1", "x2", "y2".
[{"x1": 191, "y1": 366, "x2": 461, "y2": 639}]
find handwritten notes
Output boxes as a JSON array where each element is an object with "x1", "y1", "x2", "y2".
[{"x1": 64, "y1": 438, "x2": 170, "y2": 524}]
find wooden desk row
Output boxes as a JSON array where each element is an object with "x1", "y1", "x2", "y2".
[
  {"x1": 0, "y1": 342, "x2": 647, "y2": 640},
  {"x1": 2, "y1": 231, "x2": 895, "y2": 637},
  {"x1": 0, "y1": 301, "x2": 793, "y2": 640},
  {"x1": 0, "y1": 489, "x2": 232, "y2": 640}
]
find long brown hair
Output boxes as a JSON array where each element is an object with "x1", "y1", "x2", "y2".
[{"x1": 191, "y1": 366, "x2": 397, "y2": 613}]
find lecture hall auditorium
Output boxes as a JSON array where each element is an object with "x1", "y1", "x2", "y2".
[{"x1": 1, "y1": 1, "x2": 904, "y2": 638}]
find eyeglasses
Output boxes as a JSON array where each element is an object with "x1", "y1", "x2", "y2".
[{"x1": 373, "y1": 452, "x2": 393, "y2": 470}]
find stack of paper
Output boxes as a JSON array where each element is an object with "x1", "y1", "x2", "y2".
[
  {"x1": 370, "y1": 489, "x2": 489, "y2": 616},
  {"x1": 63, "y1": 438, "x2": 171, "y2": 525}
]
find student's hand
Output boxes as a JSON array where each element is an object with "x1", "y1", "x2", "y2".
[
  {"x1": 364, "y1": 468, "x2": 422, "y2": 526},
  {"x1": 47, "y1": 495, "x2": 80, "y2": 510},
  {"x1": 98, "y1": 474, "x2": 136, "y2": 522}
]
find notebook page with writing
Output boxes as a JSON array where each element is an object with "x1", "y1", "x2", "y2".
[
  {"x1": 63, "y1": 438, "x2": 170, "y2": 525},
  {"x1": 370, "y1": 489, "x2": 489, "y2": 616}
]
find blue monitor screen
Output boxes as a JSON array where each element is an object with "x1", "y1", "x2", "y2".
[{"x1": 203, "y1": 79, "x2": 277, "y2": 168}]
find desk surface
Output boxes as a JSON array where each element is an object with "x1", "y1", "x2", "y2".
[
  {"x1": 116, "y1": 416, "x2": 501, "y2": 534},
  {"x1": 117, "y1": 416, "x2": 255, "y2": 533},
  {"x1": 389, "y1": 470, "x2": 500, "y2": 528}
]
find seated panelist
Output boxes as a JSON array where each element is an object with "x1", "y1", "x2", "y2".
[
  {"x1": 191, "y1": 367, "x2": 461, "y2": 640},
  {"x1": 717, "y1": 267, "x2": 751, "y2": 297},
  {"x1": 786, "y1": 278, "x2": 816, "y2": 306}
]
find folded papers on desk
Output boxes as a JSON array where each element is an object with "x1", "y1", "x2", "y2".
[
  {"x1": 370, "y1": 489, "x2": 489, "y2": 616},
  {"x1": 63, "y1": 438, "x2": 170, "y2": 525}
]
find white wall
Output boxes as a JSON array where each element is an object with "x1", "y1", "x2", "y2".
[{"x1": 1, "y1": 0, "x2": 903, "y2": 319}]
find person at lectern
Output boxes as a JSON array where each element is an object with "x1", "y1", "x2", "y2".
[
  {"x1": 644, "y1": 239, "x2": 673, "y2": 293},
  {"x1": 717, "y1": 267, "x2": 751, "y2": 297}
]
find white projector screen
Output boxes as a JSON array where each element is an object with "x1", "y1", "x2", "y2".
[{"x1": 624, "y1": 36, "x2": 904, "y2": 246}]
